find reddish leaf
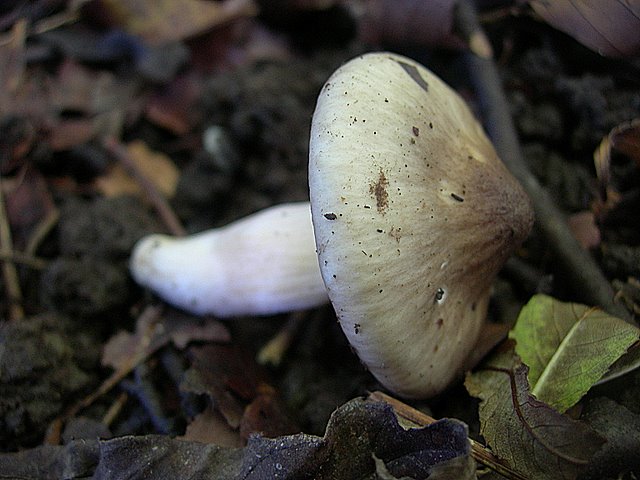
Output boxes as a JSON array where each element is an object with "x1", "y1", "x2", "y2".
[
  {"x1": 182, "y1": 344, "x2": 298, "y2": 440},
  {"x1": 568, "y1": 210, "x2": 601, "y2": 250},
  {"x1": 466, "y1": 343, "x2": 605, "y2": 480},
  {"x1": 240, "y1": 384, "x2": 299, "y2": 439},
  {"x1": 530, "y1": 0, "x2": 640, "y2": 57},
  {"x1": 102, "y1": 308, "x2": 230, "y2": 371}
]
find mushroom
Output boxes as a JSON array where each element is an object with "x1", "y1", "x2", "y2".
[
  {"x1": 130, "y1": 202, "x2": 328, "y2": 317},
  {"x1": 308, "y1": 52, "x2": 534, "y2": 398}
]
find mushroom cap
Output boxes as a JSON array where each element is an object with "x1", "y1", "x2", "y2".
[
  {"x1": 309, "y1": 52, "x2": 533, "y2": 398},
  {"x1": 130, "y1": 202, "x2": 328, "y2": 317}
]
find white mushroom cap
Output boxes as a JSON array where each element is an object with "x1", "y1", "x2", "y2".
[
  {"x1": 309, "y1": 52, "x2": 534, "y2": 398},
  {"x1": 130, "y1": 202, "x2": 328, "y2": 317}
]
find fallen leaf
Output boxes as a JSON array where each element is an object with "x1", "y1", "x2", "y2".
[
  {"x1": 180, "y1": 406, "x2": 244, "y2": 447},
  {"x1": 181, "y1": 344, "x2": 262, "y2": 430},
  {"x1": 510, "y1": 294, "x2": 640, "y2": 412},
  {"x1": 0, "y1": 397, "x2": 473, "y2": 479},
  {"x1": 181, "y1": 344, "x2": 298, "y2": 440},
  {"x1": 102, "y1": 308, "x2": 230, "y2": 371},
  {"x1": 98, "y1": 0, "x2": 258, "y2": 45},
  {"x1": 95, "y1": 140, "x2": 179, "y2": 198},
  {"x1": 240, "y1": 384, "x2": 300, "y2": 440},
  {"x1": 594, "y1": 118, "x2": 640, "y2": 206},
  {"x1": 567, "y1": 210, "x2": 601, "y2": 250},
  {"x1": 529, "y1": 0, "x2": 640, "y2": 57},
  {"x1": 465, "y1": 343, "x2": 605, "y2": 480}
]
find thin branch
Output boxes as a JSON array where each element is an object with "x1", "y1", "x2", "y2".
[
  {"x1": 257, "y1": 311, "x2": 307, "y2": 366},
  {"x1": 103, "y1": 137, "x2": 186, "y2": 237},
  {"x1": 0, "y1": 177, "x2": 25, "y2": 321},
  {"x1": 58, "y1": 305, "x2": 164, "y2": 422},
  {"x1": 454, "y1": 1, "x2": 630, "y2": 320},
  {"x1": 0, "y1": 249, "x2": 48, "y2": 269},
  {"x1": 25, "y1": 207, "x2": 59, "y2": 257}
]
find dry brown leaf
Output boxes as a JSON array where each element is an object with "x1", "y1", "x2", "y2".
[
  {"x1": 180, "y1": 406, "x2": 244, "y2": 447},
  {"x1": 95, "y1": 140, "x2": 179, "y2": 198},
  {"x1": 99, "y1": 0, "x2": 258, "y2": 45},
  {"x1": 182, "y1": 344, "x2": 298, "y2": 440},
  {"x1": 593, "y1": 118, "x2": 640, "y2": 214},
  {"x1": 102, "y1": 308, "x2": 230, "y2": 371},
  {"x1": 240, "y1": 384, "x2": 299, "y2": 439},
  {"x1": 567, "y1": 210, "x2": 601, "y2": 250},
  {"x1": 608, "y1": 119, "x2": 640, "y2": 166},
  {"x1": 530, "y1": 0, "x2": 640, "y2": 57}
]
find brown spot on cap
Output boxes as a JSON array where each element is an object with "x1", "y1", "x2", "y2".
[{"x1": 369, "y1": 169, "x2": 389, "y2": 214}]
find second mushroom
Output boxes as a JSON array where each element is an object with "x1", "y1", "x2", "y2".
[
  {"x1": 309, "y1": 52, "x2": 534, "y2": 398},
  {"x1": 130, "y1": 52, "x2": 533, "y2": 400}
]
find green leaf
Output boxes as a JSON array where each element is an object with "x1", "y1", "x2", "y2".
[
  {"x1": 509, "y1": 294, "x2": 640, "y2": 412},
  {"x1": 465, "y1": 343, "x2": 605, "y2": 480}
]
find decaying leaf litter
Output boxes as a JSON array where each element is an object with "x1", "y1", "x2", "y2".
[{"x1": 1, "y1": 1, "x2": 640, "y2": 478}]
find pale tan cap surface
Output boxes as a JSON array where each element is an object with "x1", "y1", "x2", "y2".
[{"x1": 309, "y1": 52, "x2": 533, "y2": 398}]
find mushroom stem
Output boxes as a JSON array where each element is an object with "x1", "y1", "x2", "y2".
[{"x1": 130, "y1": 202, "x2": 328, "y2": 317}]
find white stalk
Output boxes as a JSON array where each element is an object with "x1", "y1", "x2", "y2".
[{"x1": 130, "y1": 202, "x2": 328, "y2": 317}]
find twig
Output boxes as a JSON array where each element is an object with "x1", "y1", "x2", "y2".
[
  {"x1": 25, "y1": 207, "x2": 59, "y2": 257},
  {"x1": 59, "y1": 305, "x2": 164, "y2": 422},
  {"x1": 368, "y1": 391, "x2": 529, "y2": 480},
  {"x1": 103, "y1": 137, "x2": 186, "y2": 236},
  {"x1": 0, "y1": 249, "x2": 48, "y2": 269},
  {"x1": 0, "y1": 177, "x2": 24, "y2": 321},
  {"x1": 102, "y1": 392, "x2": 129, "y2": 428},
  {"x1": 453, "y1": 2, "x2": 630, "y2": 320},
  {"x1": 257, "y1": 311, "x2": 307, "y2": 366}
]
